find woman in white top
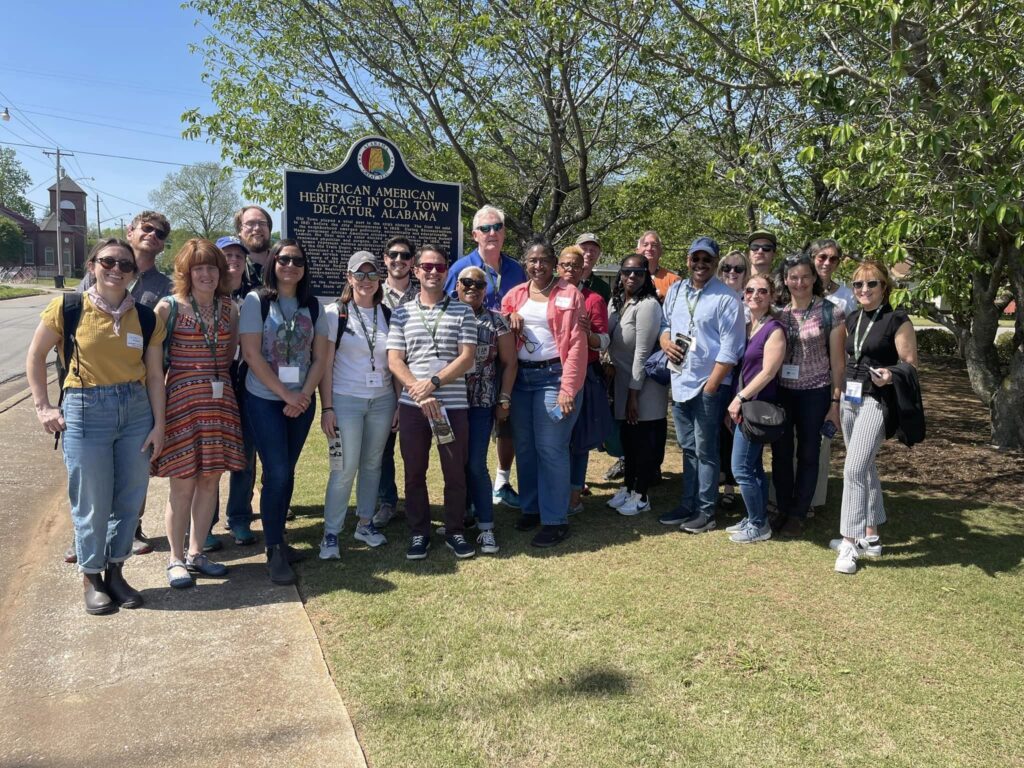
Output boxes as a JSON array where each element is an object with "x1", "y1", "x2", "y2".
[{"x1": 318, "y1": 252, "x2": 397, "y2": 560}]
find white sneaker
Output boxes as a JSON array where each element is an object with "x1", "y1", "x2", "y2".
[
  {"x1": 607, "y1": 487, "x2": 630, "y2": 509},
  {"x1": 477, "y1": 530, "x2": 499, "y2": 554},
  {"x1": 319, "y1": 533, "x2": 340, "y2": 560},
  {"x1": 618, "y1": 492, "x2": 651, "y2": 516},
  {"x1": 834, "y1": 540, "x2": 859, "y2": 574},
  {"x1": 725, "y1": 519, "x2": 749, "y2": 533},
  {"x1": 354, "y1": 523, "x2": 387, "y2": 548},
  {"x1": 829, "y1": 536, "x2": 882, "y2": 558}
]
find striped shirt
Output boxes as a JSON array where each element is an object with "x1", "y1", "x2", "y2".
[{"x1": 387, "y1": 295, "x2": 478, "y2": 409}]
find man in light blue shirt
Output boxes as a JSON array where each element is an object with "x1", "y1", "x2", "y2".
[{"x1": 658, "y1": 236, "x2": 746, "y2": 533}]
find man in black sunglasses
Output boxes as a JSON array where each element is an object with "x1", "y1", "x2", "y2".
[
  {"x1": 381, "y1": 235, "x2": 418, "y2": 310},
  {"x1": 747, "y1": 230, "x2": 778, "y2": 279}
]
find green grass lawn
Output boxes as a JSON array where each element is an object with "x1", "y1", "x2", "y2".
[
  {"x1": 284, "y1": 426, "x2": 1023, "y2": 768},
  {"x1": 0, "y1": 286, "x2": 44, "y2": 300},
  {"x1": 28, "y1": 276, "x2": 80, "y2": 289}
]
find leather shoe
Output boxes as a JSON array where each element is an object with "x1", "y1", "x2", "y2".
[
  {"x1": 779, "y1": 516, "x2": 804, "y2": 538},
  {"x1": 104, "y1": 562, "x2": 143, "y2": 609},
  {"x1": 83, "y1": 573, "x2": 116, "y2": 615},
  {"x1": 267, "y1": 544, "x2": 296, "y2": 585},
  {"x1": 531, "y1": 524, "x2": 570, "y2": 548},
  {"x1": 513, "y1": 513, "x2": 540, "y2": 531}
]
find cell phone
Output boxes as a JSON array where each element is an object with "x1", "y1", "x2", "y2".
[
  {"x1": 669, "y1": 333, "x2": 692, "y2": 374},
  {"x1": 868, "y1": 366, "x2": 885, "y2": 377},
  {"x1": 820, "y1": 421, "x2": 838, "y2": 440},
  {"x1": 547, "y1": 403, "x2": 564, "y2": 422}
]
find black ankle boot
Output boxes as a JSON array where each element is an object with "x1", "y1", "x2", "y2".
[
  {"x1": 83, "y1": 573, "x2": 115, "y2": 615},
  {"x1": 104, "y1": 562, "x2": 143, "y2": 608},
  {"x1": 267, "y1": 544, "x2": 296, "y2": 586}
]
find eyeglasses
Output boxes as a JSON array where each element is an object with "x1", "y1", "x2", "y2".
[
  {"x1": 720, "y1": 264, "x2": 746, "y2": 274},
  {"x1": 621, "y1": 267, "x2": 647, "y2": 276},
  {"x1": 139, "y1": 223, "x2": 168, "y2": 240},
  {"x1": 522, "y1": 337, "x2": 538, "y2": 353},
  {"x1": 418, "y1": 262, "x2": 448, "y2": 273},
  {"x1": 241, "y1": 220, "x2": 269, "y2": 230},
  {"x1": 387, "y1": 250, "x2": 413, "y2": 260},
  {"x1": 689, "y1": 254, "x2": 714, "y2": 265},
  {"x1": 750, "y1": 243, "x2": 776, "y2": 252},
  {"x1": 459, "y1": 278, "x2": 487, "y2": 290},
  {"x1": 525, "y1": 257, "x2": 553, "y2": 266},
  {"x1": 815, "y1": 254, "x2": 841, "y2": 264},
  {"x1": 744, "y1": 286, "x2": 770, "y2": 296},
  {"x1": 277, "y1": 256, "x2": 306, "y2": 267},
  {"x1": 558, "y1": 262, "x2": 582, "y2": 271},
  {"x1": 94, "y1": 256, "x2": 137, "y2": 273},
  {"x1": 350, "y1": 271, "x2": 381, "y2": 282},
  {"x1": 852, "y1": 279, "x2": 881, "y2": 290},
  {"x1": 476, "y1": 222, "x2": 504, "y2": 234}
]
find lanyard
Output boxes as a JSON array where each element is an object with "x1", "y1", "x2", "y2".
[
  {"x1": 350, "y1": 302, "x2": 380, "y2": 370},
  {"x1": 853, "y1": 306, "x2": 882, "y2": 362},
  {"x1": 414, "y1": 295, "x2": 450, "y2": 357},
  {"x1": 280, "y1": 301, "x2": 301, "y2": 362},
  {"x1": 190, "y1": 295, "x2": 220, "y2": 375},
  {"x1": 785, "y1": 299, "x2": 817, "y2": 363},
  {"x1": 684, "y1": 285, "x2": 703, "y2": 335}
]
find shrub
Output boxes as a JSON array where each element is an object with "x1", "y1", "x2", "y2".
[
  {"x1": 995, "y1": 332, "x2": 1019, "y2": 368},
  {"x1": 916, "y1": 328, "x2": 959, "y2": 357}
]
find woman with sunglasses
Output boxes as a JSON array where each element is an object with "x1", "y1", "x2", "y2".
[
  {"x1": 317, "y1": 252, "x2": 396, "y2": 560},
  {"x1": 502, "y1": 238, "x2": 588, "y2": 547},
  {"x1": 26, "y1": 239, "x2": 166, "y2": 614},
  {"x1": 240, "y1": 239, "x2": 330, "y2": 584},
  {"x1": 832, "y1": 262, "x2": 917, "y2": 574},
  {"x1": 153, "y1": 239, "x2": 245, "y2": 588},
  {"x1": 715, "y1": 250, "x2": 751, "y2": 510},
  {"x1": 770, "y1": 254, "x2": 847, "y2": 538},
  {"x1": 606, "y1": 255, "x2": 667, "y2": 515},
  {"x1": 725, "y1": 276, "x2": 787, "y2": 542},
  {"x1": 456, "y1": 266, "x2": 517, "y2": 553}
]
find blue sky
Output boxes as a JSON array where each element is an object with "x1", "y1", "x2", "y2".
[{"x1": 0, "y1": 2, "x2": 278, "y2": 230}]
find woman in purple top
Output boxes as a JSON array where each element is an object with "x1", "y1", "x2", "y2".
[{"x1": 725, "y1": 275, "x2": 787, "y2": 542}]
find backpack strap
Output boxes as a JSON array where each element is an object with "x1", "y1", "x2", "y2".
[
  {"x1": 57, "y1": 293, "x2": 84, "y2": 390},
  {"x1": 137, "y1": 303, "x2": 156, "y2": 353},
  {"x1": 160, "y1": 296, "x2": 178, "y2": 371},
  {"x1": 334, "y1": 302, "x2": 349, "y2": 352}
]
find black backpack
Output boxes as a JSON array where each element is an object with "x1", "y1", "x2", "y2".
[
  {"x1": 234, "y1": 291, "x2": 323, "y2": 391},
  {"x1": 332, "y1": 301, "x2": 392, "y2": 352}
]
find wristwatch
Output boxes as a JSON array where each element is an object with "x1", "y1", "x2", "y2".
[
  {"x1": 430, "y1": 375, "x2": 443, "y2": 390},
  {"x1": 498, "y1": 393, "x2": 512, "y2": 408},
  {"x1": 737, "y1": 394, "x2": 750, "y2": 403}
]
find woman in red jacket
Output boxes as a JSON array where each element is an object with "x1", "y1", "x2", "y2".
[{"x1": 502, "y1": 238, "x2": 588, "y2": 547}]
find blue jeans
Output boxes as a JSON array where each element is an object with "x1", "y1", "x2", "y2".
[
  {"x1": 246, "y1": 392, "x2": 316, "y2": 548},
  {"x1": 62, "y1": 383, "x2": 153, "y2": 573},
  {"x1": 570, "y1": 450, "x2": 590, "y2": 491},
  {"x1": 731, "y1": 424, "x2": 769, "y2": 528},
  {"x1": 377, "y1": 430, "x2": 399, "y2": 507},
  {"x1": 323, "y1": 392, "x2": 397, "y2": 534},
  {"x1": 510, "y1": 364, "x2": 581, "y2": 526},
  {"x1": 466, "y1": 406, "x2": 496, "y2": 529},
  {"x1": 224, "y1": 384, "x2": 257, "y2": 529},
  {"x1": 672, "y1": 389, "x2": 723, "y2": 520},
  {"x1": 771, "y1": 386, "x2": 831, "y2": 521}
]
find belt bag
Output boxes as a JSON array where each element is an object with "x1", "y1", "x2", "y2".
[
  {"x1": 739, "y1": 399, "x2": 786, "y2": 444},
  {"x1": 643, "y1": 349, "x2": 672, "y2": 386}
]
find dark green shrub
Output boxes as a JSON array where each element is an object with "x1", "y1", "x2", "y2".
[{"x1": 916, "y1": 328, "x2": 959, "y2": 357}]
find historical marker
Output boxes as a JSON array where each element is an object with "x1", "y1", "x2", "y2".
[{"x1": 284, "y1": 136, "x2": 462, "y2": 297}]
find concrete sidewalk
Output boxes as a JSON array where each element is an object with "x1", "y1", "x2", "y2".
[{"x1": 0, "y1": 386, "x2": 366, "y2": 768}]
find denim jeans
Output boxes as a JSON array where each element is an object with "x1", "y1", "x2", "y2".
[
  {"x1": 246, "y1": 392, "x2": 316, "y2": 548},
  {"x1": 672, "y1": 389, "x2": 723, "y2": 520},
  {"x1": 569, "y1": 449, "x2": 590, "y2": 491},
  {"x1": 224, "y1": 384, "x2": 257, "y2": 529},
  {"x1": 62, "y1": 383, "x2": 153, "y2": 573},
  {"x1": 771, "y1": 385, "x2": 831, "y2": 521},
  {"x1": 323, "y1": 392, "x2": 397, "y2": 535},
  {"x1": 731, "y1": 424, "x2": 769, "y2": 528},
  {"x1": 377, "y1": 430, "x2": 399, "y2": 507},
  {"x1": 466, "y1": 406, "x2": 496, "y2": 529},
  {"x1": 510, "y1": 364, "x2": 581, "y2": 525}
]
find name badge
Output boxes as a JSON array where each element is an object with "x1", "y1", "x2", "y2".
[
  {"x1": 844, "y1": 380, "x2": 863, "y2": 405},
  {"x1": 126, "y1": 333, "x2": 144, "y2": 350},
  {"x1": 365, "y1": 371, "x2": 384, "y2": 388},
  {"x1": 555, "y1": 295, "x2": 572, "y2": 309},
  {"x1": 211, "y1": 381, "x2": 225, "y2": 399},
  {"x1": 781, "y1": 364, "x2": 800, "y2": 380},
  {"x1": 279, "y1": 365, "x2": 301, "y2": 384}
]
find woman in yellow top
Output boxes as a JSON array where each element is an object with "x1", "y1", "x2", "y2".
[{"x1": 26, "y1": 239, "x2": 166, "y2": 615}]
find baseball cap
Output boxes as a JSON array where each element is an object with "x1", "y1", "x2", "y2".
[
  {"x1": 575, "y1": 232, "x2": 600, "y2": 246},
  {"x1": 215, "y1": 235, "x2": 248, "y2": 253},
  {"x1": 348, "y1": 250, "x2": 377, "y2": 272},
  {"x1": 688, "y1": 236, "x2": 720, "y2": 258},
  {"x1": 747, "y1": 230, "x2": 778, "y2": 247}
]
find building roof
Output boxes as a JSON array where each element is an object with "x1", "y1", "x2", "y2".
[
  {"x1": 47, "y1": 176, "x2": 87, "y2": 195},
  {"x1": 0, "y1": 205, "x2": 39, "y2": 234}
]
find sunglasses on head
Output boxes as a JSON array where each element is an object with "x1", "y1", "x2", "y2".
[
  {"x1": 277, "y1": 255, "x2": 306, "y2": 267},
  {"x1": 852, "y1": 279, "x2": 881, "y2": 290},
  {"x1": 94, "y1": 255, "x2": 137, "y2": 273},
  {"x1": 689, "y1": 254, "x2": 715, "y2": 265},
  {"x1": 744, "y1": 286, "x2": 769, "y2": 296},
  {"x1": 387, "y1": 250, "x2": 413, "y2": 260},
  {"x1": 350, "y1": 270, "x2": 380, "y2": 282},
  {"x1": 459, "y1": 278, "x2": 487, "y2": 290},
  {"x1": 750, "y1": 243, "x2": 775, "y2": 252},
  {"x1": 418, "y1": 262, "x2": 448, "y2": 273},
  {"x1": 621, "y1": 267, "x2": 647, "y2": 276},
  {"x1": 720, "y1": 264, "x2": 746, "y2": 274},
  {"x1": 476, "y1": 222, "x2": 504, "y2": 234},
  {"x1": 140, "y1": 223, "x2": 168, "y2": 240}
]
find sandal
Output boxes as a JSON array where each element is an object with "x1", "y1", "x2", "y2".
[
  {"x1": 186, "y1": 553, "x2": 229, "y2": 578},
  {"x1": 167, "y1": 560, "x2": 193, "y2": 589}
]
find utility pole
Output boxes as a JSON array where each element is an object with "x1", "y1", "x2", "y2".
[
  {"x1": 42, "y1": 148, "x2": 74, "y2": 286},
  {"x1": 96, "y1": 194, "x2": 101, "y2": 240},
  {"x1": 120, "y1": 218, "x2": 125, "y2": 238}
]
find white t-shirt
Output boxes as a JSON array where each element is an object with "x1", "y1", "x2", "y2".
[
  {"x1": 326, "y1": 302, "x2": 392, "y2": 399},
  {"x1": 826, "y1": 283, "x2": 855, "y2": 316},
  {"x1": 518, "y1": 297, "x2": 558, "y2": 361}
]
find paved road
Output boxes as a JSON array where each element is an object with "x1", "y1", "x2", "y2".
[{"x1": 0, "y1": 291, "x2": 54, "y2": 384}]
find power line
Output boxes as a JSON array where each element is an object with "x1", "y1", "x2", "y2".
[
  {"x1": 0, "y1": 89, "x2": 61, "y2": 149},
  {"x1": 0, "y1": 139, "x2": 191, "y2": 167},
  {"x1": 16, "y1": 108, "x2": 192, "y2": 142},
  {"x1": 0, "y1": 64, "x2": 208, "y2": 99},
  {"x1": 76, "y1": 179, "x2": 147, "y2": 210}
]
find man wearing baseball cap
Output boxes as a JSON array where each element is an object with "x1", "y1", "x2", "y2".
[
  {"x1": 658, "y1": 236, "x2": 745, "y2": 534},
  {"x1": 575, "y1": 233, "x2": 611, "y2": 303},
  {"x1": 747, "y1": 230, "x2": 778, "y2": 279}
]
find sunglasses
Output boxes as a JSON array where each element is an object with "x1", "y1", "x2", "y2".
[
  {"x1": 94, "y1": 256, "x2": 137, "y2": 273},
  {"x1": 459, "y1": 278, "x2": 487, "y2": 290},
  {"x1": 418, "y1": 262, "x2": 448, "y2": 273},
  {"x1": 621, "y1": 267, "x2": 647, "y2": 276},
  {"x1": 350, "y1": 271, "x2": 380, "y2": 282},
  {"x1": 815, "y1": 254, "x2": 841, "y2": 264},
  {"x1": 476, "y1": 222, "x2": 504, "y2": 234},
  {"x1": 744, "y1": 286, "x2": 770, "y2": 296},
  {"x1": 387, "y1": 250, "x2": 413, "y2": 260},
  {"x1": 558, "y1": 262, "x2": 582, "y2": 271},
  {"x1": 689, "y1": 254, "x2": 715, "y2": 265},
  {"x1": 852, "y1": 279, "x2": 881, "y2": 290},
  {"x1": 277, "y1": 256, "x2": 306, "y2": 267},
  {"x1": 750, "y1": 243, "x2": 776, "y2": 252},
  {"x1": 140, "y1": 223, "x2": 168, "y2": 240},
  {"x1": 720, "y1": 264, "x2": 746, "y2": 274}
]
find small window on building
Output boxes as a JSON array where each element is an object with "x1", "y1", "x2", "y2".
[
  {"x1": 44, "y1": 247, "x2": 55, "y2": 265},
  {"x1": 23, "y1": 241, "x2": 35, "y2": 265}
]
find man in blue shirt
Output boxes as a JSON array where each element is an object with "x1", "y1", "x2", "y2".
[
  {"x1": 445, "y1": 205, "x2": 527, "y2": 508},
  {"x1": 658, "y1": 236, "x2": 746, "y2": 533}
]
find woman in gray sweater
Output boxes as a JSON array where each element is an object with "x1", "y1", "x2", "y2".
[{"x1": 606, "y1": 255, "x2": 669, "y2": 515}]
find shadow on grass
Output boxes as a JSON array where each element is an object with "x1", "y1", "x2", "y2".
[{"x1": 537, "y1": 666, "x2": 634, "y2": 698}]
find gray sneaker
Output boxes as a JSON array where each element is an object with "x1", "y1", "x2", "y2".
[
  {"x1": 725, "y1": 519, "x2": 749, "y2": 533},
  {"x1": 477, "y1": 530, "x2": 499, "y2": 554},
  {"x1": 680, "y1": 515, "x2": 717, "y2": 534},
  {"x1": 354, "y1": 523, "x2": 387, "y2": 548},
  {"x1": 730, "y1": 523, "x2": 772, "y2": 543},
  {"x1": 372, "y1": 503, "x2": 397, "y2": 528}
]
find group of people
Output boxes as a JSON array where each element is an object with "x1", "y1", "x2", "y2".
[{"x1": 27, "y1": 204, "x2": 921, "y2": 616}]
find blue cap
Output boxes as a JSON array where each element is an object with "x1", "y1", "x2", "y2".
[
  {"x1": 215, "y1": 235, "x2": 248, "y2": 253},
  {"x1": 688, "y1": 236, "x2": 720, "y2": 258}
]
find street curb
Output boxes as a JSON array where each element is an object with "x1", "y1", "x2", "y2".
[{"x1": 0, "y1": 373, "x2": 56, "y2": 415}]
